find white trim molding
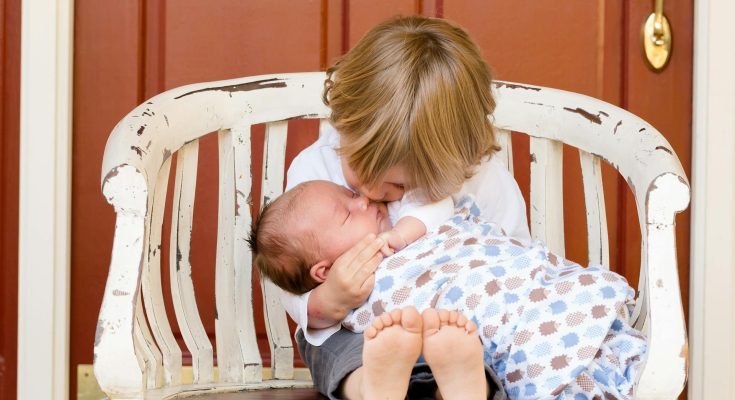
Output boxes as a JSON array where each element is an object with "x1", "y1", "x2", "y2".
[
  {"x1": 18, "y1": 0, "x2": 74, "y2": 399},
  {"x1": 690, "y1": 0, "x2": 735, "y2": 398}
]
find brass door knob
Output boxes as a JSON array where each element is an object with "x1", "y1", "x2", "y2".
[{"x1": 642, "y1": 0, "x2": 673, "y2": 71}]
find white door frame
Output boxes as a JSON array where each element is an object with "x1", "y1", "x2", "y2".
[
  {"x1": 689, "y1": 0, "x2": 735, "y2": 398},
  {"x1": 17, "y1": 0, "x2": 74, "y2": 399}
]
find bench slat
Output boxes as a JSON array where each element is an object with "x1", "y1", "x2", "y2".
[
  {"x1": 260, "y1": 121, "x2": 295, "y2": 380},
  {"x1": 579, "y1": 150, "x2": 610, "y2": 267},
  {"x1": 170, "y1": 140, "x2": 215, "y2": 384},
  {"x1": 135, "y1": 295, "x2": 164, "y2": 388},
  {"x1": 233, "y1": 122, "x2": 264, "y2": 383},
  {"x1": 529, "y1": 137, "x2": 565, "y2": 256},
  {"x1": 632, "y1": 270, "x2": 648, "y2": 329},
  {"x1": 215, "y1": 129, "x2": 245, "y2": 383},
  {"x1": 495, "y1": 128, "x2": 514, "y2": 175},
  {"x1": 141, "y1": 157, "x2": 183, "y2": 385}
]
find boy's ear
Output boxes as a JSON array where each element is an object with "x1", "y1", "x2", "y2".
[{"x1": 310, "y1": 260, "x2": 332, "y2": 283}]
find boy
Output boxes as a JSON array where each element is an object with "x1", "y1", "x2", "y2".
[
  {"x1": 278, "y1": 15, "x2": 529, "y2": 400},
  {"x1": 251, "y1": 180, "x2": 646, "y2": 399}
]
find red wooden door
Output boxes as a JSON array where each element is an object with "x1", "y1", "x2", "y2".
[{"x1": 71, "y1": 1, "x2": 692, "y2": 399}]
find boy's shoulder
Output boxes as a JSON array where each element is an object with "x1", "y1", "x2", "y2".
[
  {"x1": 286, "y1": 124, "x2": 345, "y2": 190},
  {"x1": 294, "y1": 124, "x2": 340, "y2": 160},
  {"x1": 465, "y1": 156, "x2": 509, "y2": 187}
]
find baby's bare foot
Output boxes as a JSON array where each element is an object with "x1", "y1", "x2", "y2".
[
  {"x1": 422, "y1": 309, "x2": 487, "y2": 400},
  {"x1": 362, "y1": 307, "x2": 423, "y2": 400}
]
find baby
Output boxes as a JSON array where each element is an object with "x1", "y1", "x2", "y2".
[
  {"x1": 250, "y1": 180, "x2": 429, "y2": 294},
  {"x1": 250, "y1": 180, "x2": 647, "y2": 399}
]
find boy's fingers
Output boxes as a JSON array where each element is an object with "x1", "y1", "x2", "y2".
[
  {"x1": 353, "y1": 252, "x2": 382, "y2": 285},
  {"x1": 360, "y1": 273, "x2": 376, "y2": 294},
  {"x1": 348, "y1": 236, "x2": 385, "y2": 272},
  {"x1": 332, "y1": 234, "x2": 375, "y2": 270},
  {"x1": 337, "y1": 234, "x2": 378, "y2": 267}
]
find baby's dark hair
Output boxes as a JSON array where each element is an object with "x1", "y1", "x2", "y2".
[{"x1": 247, "y1": 184, "x2": 320, "y2": 294}]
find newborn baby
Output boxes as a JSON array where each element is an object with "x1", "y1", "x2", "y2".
[
  {"x1": 250, "y1": 180, "x2": 646, "y2": 399},
  {"x1": 249, "y1": 180, "x2": 397, "y2": 295}
]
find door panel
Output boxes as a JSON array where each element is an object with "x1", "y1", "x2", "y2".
[{"x1": 72, "y1": 2, "x2": 692, "y2": 399}]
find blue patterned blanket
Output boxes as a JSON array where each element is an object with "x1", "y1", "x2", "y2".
[{"x1": 342, "y1": 196, "x2": 646, "y2": 399}]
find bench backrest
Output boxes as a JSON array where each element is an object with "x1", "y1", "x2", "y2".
[{"x1": 95, "y1": 72, "x2": 689, "y2": 399}]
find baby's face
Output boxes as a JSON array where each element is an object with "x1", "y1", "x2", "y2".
[{"x1": 300, "y1": 181, "x2": 391, "y2": 263}]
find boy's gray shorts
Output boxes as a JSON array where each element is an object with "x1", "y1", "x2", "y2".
[{"x1": 295, "y1": 327, "x2": 508, "y2": 400}]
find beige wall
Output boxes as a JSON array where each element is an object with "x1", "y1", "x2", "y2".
[{"x1": 690, "y1": 0, "x2": 735, "y2": 398}]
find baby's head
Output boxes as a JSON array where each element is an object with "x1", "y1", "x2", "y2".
[
  {"x1": 249, "y1": 180, "x2": 391, "y2": 294},
  {"x1": 324, "y1": 16, "x2": 499, "y2": 202}
]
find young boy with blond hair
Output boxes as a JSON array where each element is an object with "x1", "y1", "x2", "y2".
[{"x1": 271, "y1": 15, "x2": 530, "y2": 400}]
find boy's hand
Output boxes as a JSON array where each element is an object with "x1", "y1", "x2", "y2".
[{"x1": 307, "y1": 234, "x2": 385, "y2": 326}]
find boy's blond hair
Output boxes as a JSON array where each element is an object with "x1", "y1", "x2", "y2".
[
  {"x1": 248, "y1": 185, "x2": 319, "y2": 295},
  {"x1": 324, "y1": 16, "x2": 498, "y2": 201}
]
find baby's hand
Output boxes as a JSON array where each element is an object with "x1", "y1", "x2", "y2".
[{"x1": 378, "y1": 230, "x2": 407, "y2": 255}]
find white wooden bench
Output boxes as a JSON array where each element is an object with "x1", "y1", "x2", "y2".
[{"x1": 95, "y1": 72, "x2": 689, "y2": 399}]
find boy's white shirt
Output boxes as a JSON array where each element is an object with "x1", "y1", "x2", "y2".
[{"x1": 279, "y1": 124, "x2": 531, "y2": 345}]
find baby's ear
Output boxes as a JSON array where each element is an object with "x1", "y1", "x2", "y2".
[{"x1": 310, "y1": 260, "x2": 332, "y2": 283}]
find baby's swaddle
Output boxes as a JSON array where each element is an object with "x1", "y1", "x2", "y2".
[{"x1": 342, "y1": 196, "x2": 646, "y2": 400}]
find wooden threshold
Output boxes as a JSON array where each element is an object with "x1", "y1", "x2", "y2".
[{"x1": 78, "y1": 365, "x2": 320, "y2": 400}]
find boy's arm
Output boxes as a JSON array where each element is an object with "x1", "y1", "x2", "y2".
[
  {"x1": 305, "y1": 234, "x2": 386, "y2": 328},
  {"x1": 381, "y1": 195, "x2": 454, "y2": 252},
  {"x1": 306, "y1": 285, "x2": 353, "y2": 328}
]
